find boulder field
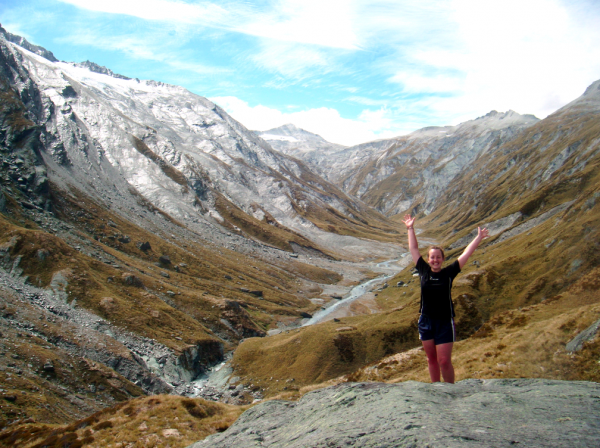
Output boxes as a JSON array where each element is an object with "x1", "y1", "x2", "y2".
[{"x1": 187, "y1": 379, "x2": 600, "y2": 447}]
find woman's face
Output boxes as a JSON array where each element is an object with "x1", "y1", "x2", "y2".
[{"x1": 428, "y1": 249, "x2": 444, "y2": 272}]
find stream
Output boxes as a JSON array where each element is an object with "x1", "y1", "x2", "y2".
[
  {"x1": 188, "y1": 253, "x2": 413, "y2": 399},
  {"x1": 302, "y1": 254, "x2": 411, "y2": 326}
]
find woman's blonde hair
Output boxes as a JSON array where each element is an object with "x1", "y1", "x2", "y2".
[{"x1": 427, "y1": 245, "x2": 445, "y2": 260}]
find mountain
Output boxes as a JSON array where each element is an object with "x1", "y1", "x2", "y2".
[
  {"x1": 0, "y1": 25, "x2": 401, "y2": 424},
  {"x1": 255, "y1": 124, "x2": 346, "y2": 178},
  {"x1": 259, "y1": 113, "x2": 541, "y2": 218},
  {"x1": 256, "y1": 124, "x2": 345, "y2": 154},
  {"x1": 0, "y1": 27, "x2": 58, "y2": 62},
  {"x1": 1, "y1": 24, "x2": 600, "y2": 446},
  {"x1": 0, "y1": 26, "x2": 398, "y2": 258},
  {"x1": 333, "y1": 110, "x2": 539, "y2": 216}
]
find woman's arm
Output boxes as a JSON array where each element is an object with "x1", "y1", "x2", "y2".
[
  {"x1": 402, "y1": 214, "x2": 421, "y2": 264},
  {"x1": 457, "y1": 227, "x2": 489, "y2": 269}
]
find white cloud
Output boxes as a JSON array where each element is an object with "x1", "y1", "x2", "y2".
[
  {"x1": 346, "y1": 96, "x2": 389, "y2": 107},
  {"x1": 56, "y1": 29, "x2": 229, "y2": 76},
  {"x1": 57, "y1": 0, "x2": 361, "y2": 79},
  {"x1": 241, "y1": 0, "x2": 360, "y2": 49},
  {"x1": 210, "y1": 96, "x2": 408, "y2": 146},
  {"x1": 388, "y1": 72, "x2": 465, "y2": 94},
  {"x1": 384, "y1": 0, "x2": 600, "y2": 120},
  {"x1": 58, "y1": 0, "x2": 360, "y2": 49},
  {"x1": 59, "y1": 0, "x2": 228, "y2": 25},
  {"x1": 249, "y1": 42, "x2": 332, "y2": 79}
]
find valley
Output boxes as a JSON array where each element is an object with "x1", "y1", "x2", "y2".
[{"x1": 1, "y1": 25, "x2": 600, "y2": 448}]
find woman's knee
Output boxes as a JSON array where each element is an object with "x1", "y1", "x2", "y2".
[
  {"x1": 438, "y1": 356, "x2": 452, "y2": 369},
  {"x1": 426, "y1": 357, "x2": 439, "y2": 368}
]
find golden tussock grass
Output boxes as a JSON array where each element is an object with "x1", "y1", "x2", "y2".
[
  {"x1": 0, "y1": 182, "x2": 335, "y2": 348},
  {"x1": 231, "y1": 307, "x2": 421, "y2": 397},
  {"x1": 0, "y1": 395, "x2": 246, "y2": 448},
  {"x1": 342, "y1": 283, "x2": 600, "y2": 385}
]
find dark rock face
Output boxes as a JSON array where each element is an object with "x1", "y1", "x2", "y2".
[
  {"x1": 187, "y1": 379, "x2": 600, "y2": 448},
  {"x1": 220, "y1": 300, "x2": 266, "y2": 338},
  {"x1": 43, "y1": 360, "x2": 55, "y2": 372},
  {"x1": 77, "y1": 60, "x2": 131, "y2": 80},
  {"x1": 137, "y1": 241, "x2": 152, "y2": 251},
  {"x1": 178, "y1": 340, "x2": 224, "y2": 380}
]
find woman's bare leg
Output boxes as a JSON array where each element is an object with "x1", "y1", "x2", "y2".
[
  {"x1": 421, "y1": 339, "x2": 440, "y2": 382},
  {"x1": 436, "y1": 342, "x2": 455, "y2": 383}
]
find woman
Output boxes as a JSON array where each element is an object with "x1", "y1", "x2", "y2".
[{"x1": 402, "y1": 214, "x2": 489, "y2": 383}]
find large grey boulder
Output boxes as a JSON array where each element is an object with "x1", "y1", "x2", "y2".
[{"x1": 187, "y1": 379, "x2": 600, "y2": 448}]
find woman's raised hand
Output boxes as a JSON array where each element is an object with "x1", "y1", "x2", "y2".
[
  {"x1": 477, "y1": 227, "x2": 489, "y2": 239},
  {"x1": 403, "y1": 214, "x2": 415, "y2": 229}
]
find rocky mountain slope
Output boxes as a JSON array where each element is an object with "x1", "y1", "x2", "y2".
[
  {"x1": 0, "y1": 25, "x2": 402, "y2": 426},
  {"x1": 360, "y1": 110, "x2": 540, "y2": 216},
  {"x1": 1, "y1": 25, "x2": 398, "y2": 256},
  {"x1": 282, "y1": 111, "x2": 540, "y2": 217}
]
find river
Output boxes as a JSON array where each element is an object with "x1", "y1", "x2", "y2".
[{"x1": 302, "y1": 253, "x2": 412, "y2": 326}]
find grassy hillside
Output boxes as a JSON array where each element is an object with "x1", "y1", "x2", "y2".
[{"x1": 346, "y1": 271, "x2": 600, "y2": 385}]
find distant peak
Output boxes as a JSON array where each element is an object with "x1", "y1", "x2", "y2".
[
  {"x1": 477, "y1": 110, "x2": 510, "y2": 120},
  {"x1": 0, "y1": 23, "x2": 58, "y2": 62},
  {"x1": 583, "y1": 79, "x2": 600, "y2": 97},
  {"x1": 261, "y1": 123, "x2": 316, "y2": 137},
  {"x1": 475, "y1": 109, "x2": 537, "y2": 122},
  {"x1": 265, "y1": 123, "x2": 302, "y2": 135},
  {"x1": 77, "y1": 60, "x2": 131, "y2": 80}
]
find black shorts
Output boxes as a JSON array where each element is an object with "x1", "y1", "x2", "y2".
[{"x1": 418, "y1": 314, "x2": 455, "y2": 345}]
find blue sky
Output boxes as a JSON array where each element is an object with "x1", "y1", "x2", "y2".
[{"x1": 2, "y1": 0, "x2": 600, "y2": 145}]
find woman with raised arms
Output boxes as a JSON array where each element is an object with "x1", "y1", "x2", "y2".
[{"x1": 402, "y1": 214, "x2": 489, "y2": 383}]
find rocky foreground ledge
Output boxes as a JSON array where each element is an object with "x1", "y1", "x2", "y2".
[{"x1": 187, "y1": 379, "x2": 600, "y2": 447}]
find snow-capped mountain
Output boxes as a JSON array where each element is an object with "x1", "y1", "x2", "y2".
[{"x1": 0, "y1": 27, "x2": 396, "y2": 258}]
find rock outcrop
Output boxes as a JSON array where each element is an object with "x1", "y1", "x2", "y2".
[
  {"x1": 188, "y1": 379, "x2": 600, "y2": 448},
  {"x1": 567, "y1": 317, "x2": 600, "y2": 353}
]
